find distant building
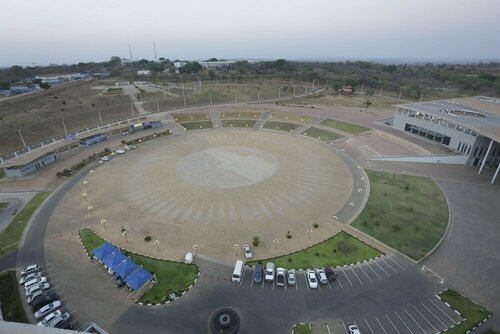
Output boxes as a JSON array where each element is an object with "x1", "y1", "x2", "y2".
[
  {"x1": 79, "y1": 133, "x2": 107, "y2": 147},
  {"x1": 35, "y1": 73, "x2": 83, "y2": 83},
  {"x1": 137, "y1": 70, "x2": 151, "y2": 76},
  {"x1": 4, "y1": 152, "x2": 58, "y2": 178},
  {"x1": 198, "y1": 60, "x2": 236, "y2": 69},
  {"x1": 174, "y1": 61, "x2": 187, "y2": 69}
]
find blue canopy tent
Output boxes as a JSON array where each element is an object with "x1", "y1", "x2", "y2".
[
  {"x1": 114, "y1": 258, "x2": 139, "y2": 280},
  {"x1": 124, "y1": 267, "x2": 153, "y2": 290},
  {"x1": 92, "y1": 242, "x2": 117, "y2": 262},
  {"x1": 101, "y1": 251, "x2": 127, "y2": 272}
]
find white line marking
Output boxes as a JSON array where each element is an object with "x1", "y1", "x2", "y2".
[
  {"x1": 304, "y1": 273, "x2": 310, "y2": 291},
  {"x1": 350, "y1": 267, "x2": 364, "y2": 285},
  {"x1": 335, "y1": 270, "x2": 344, "y2": 288},
  {"x1": 250, "y1": 272, "x2": 254, "y2": 288},
  {"x1": 327, "y1": 278, "x2": 332, "y2": 289},
  {"x1": 421, "y1": 302, "x2": 447, "y2": 328},
  {"x1": 239, "y1": 266, "x2": 246, "y2": 286},
  {"x1": 395, "y1": 311, "x2": 414, "y2": 334},
  {"x1": 388, "y1": 256, "x2": 406, "y2": 271},
  {"x1": 386, "y1": 314, "x2": 401, "y2": 334},
  {"x1": 364, "y1": 318, "x2": 375, "y2": 334},
  {"x1": 341, "y1": 268, "x2": 354, "y2": 287},
  {"x1": 428, "y1": 298, "x2": 457, "y2": 323},
  {"x1": 325, "y1": 323, "x2": 332, "y2": 334},
  {"x1": 375, "y1": 316, "x2": 388, "y2": 334},
  {"x1": 412, "y1": 305, "x2": 438, "y2": 333},
  {"x1": 381, "y1": 257, "x2": 398, "y2": 274},
  {"x1": 404, "y1": 308, "x2": 427, "y2": 334},
  {"x1": 341, "y1": 321, "x2": 349, "y2": 334},
  {"x1": 374, "y1": 261, "x2": 391, "y2": 277},
  {"x1": 366, "y1": 263, "x2": 382, "y2": 279},
  {"x1": 358, "y1": 264, "x2": 373, "y2": 282}
]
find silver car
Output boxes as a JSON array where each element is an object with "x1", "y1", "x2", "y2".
[
  {"x1": 35, "y1": 300, "x2": 62, "y2": 320},
  {"x1": 287, "y1": 269, "x2": 296, "y2": 285}
]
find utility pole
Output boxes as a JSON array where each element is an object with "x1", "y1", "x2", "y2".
[
  {"x1": 156, "y1": 100, "x2": 160, "y2": 113},
  {"x1": 130, "y1": 103, "x2": 134, "y2": 116},
  {"x1": 18, "y1": 129, "x2": 27, "y2": 148},
  {"x1": 209, "y1": 93, "x2": 212, "y2": 105},
  {"x1": 98, "y1": 109, "x2": 103, "y2": 125},
  {"x1": 153, "y1": 42, "x2": 157, "y2": 62},
  {"x1": 61, "y1": 119, "x2": 68, "y2": 133}
]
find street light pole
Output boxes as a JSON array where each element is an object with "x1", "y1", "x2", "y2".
[
  {"x1": 61, "y1": 119, "x2": 68, "y2": 134},
  {"x1": 18, "y1": 129, "x2": 27, "y2": 148}
]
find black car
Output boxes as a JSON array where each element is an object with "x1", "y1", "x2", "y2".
[
  {"x1": 31, "y1": 292, "x2": 58, "y2": 312},
  {"x1": 325, "y1": 267, "x2": 337, "y2": 282},
  {"x1": 253, "y1": 264, "x2": 263, "y2": 284},
  {"x1": 115, "y1": 278, "x2": 125, "y2": 288}
]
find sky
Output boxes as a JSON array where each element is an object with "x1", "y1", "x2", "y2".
[{"x1": 1, "y1": 0, "x2": 500, "y2": 67}]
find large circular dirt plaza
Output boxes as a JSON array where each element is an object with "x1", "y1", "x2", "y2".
[{"x1": 50, "y1": 129, "x2": 356, "y2": 262}]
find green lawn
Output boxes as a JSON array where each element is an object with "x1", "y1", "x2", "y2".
[
  {"x1": 221, "y1": 119, "x2": 257, "y2": 128},
  {"x1": 247, "y1": 231, "x2": 382, "y2": 269},
  {"x1": 171, "y1": 112, "x2": 211, "y2": 122},
  {"x1": 0, "y1": 202, "x2": 9, "y2": 209},
  {"x1": 262, "y1": 121, "x2": 301, "y2": 132},
  {"x1": 352, "y1": 170, "x2": 448, "y2": 260},
  {"x1": 179, "y1": 120, "x2": 214, "y2": 130},
  {"x1": 293, "y1": 323, "x2": 311, "y2": 334},
  {"x1": 301, "y1": 127, "x2": 345, "y2": 142},
  {"x1": 0, "y1": 270, "x2": 28, "y2": 323},
  {"x1": 78, "y1": 228, "x2": 199, "y2": 304},
  {"x1": 439, "y1": 289, "x2": 491, "y2": 334},
  {"x1": 270, "y1": 112, "x2": 315, "y2": 123},
  {"x1": 0, "y1": 192, "x2": 50, "y2": 256},
  {"x1": 221, "y1": 111, "x2": 261, "y2": 118},
  {"x1": 0, "y1": 168, "x2": 5, "y2": 179},
  {"x1": 320, "y1": 119, "x2": 371, "y2": 134}
]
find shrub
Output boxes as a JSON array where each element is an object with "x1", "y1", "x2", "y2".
[
  {"x1": 144, "y1": 236, "x2": 152, "y2": 242},
  {"x1": 315, "y1": 252, "x2": 319, "y2": 256},
  {"x1": 252, "y1": 236, "x2": 260, "y2": 247},
  {"x1": 392, "y1": 225, "x2": 401, "y2": 232},
  {"x1": 313, "y1": 223, "x2": 319, "y2": 229},
  {"x1": 286, "y1": 231, "x2": 292, "y2": 239},
  {"x1": 405, "y1": 184, "x2": 410, "y2": 190}
]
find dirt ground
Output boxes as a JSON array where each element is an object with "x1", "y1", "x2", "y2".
[
  {"x1": 0, "y1": 78, "x2": 132, "y2": 156},
  {"x1": 49, "y1": 130, "x2": 354, "y2": 263}
]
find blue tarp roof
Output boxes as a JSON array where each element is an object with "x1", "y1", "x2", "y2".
[
  {"x1": 114, "y1": 258, "x2": 139, "y2": 280},
  {"x1": 92, "y1": 242, "x2": 117, "y2": 262},
  {"x1": 101, "y1": 250, "x2": 128, "y2": 271},
  {"x1": 125, "y1": 267, "x2": 153, "y2": 290}
]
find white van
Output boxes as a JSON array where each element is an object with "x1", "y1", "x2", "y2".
[{"x1": 232, "y1": 260, "x2": 244, "y2": 283}]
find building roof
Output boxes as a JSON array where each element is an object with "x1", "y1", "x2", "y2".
[
  {"x1": 124, "y1": 266, "x2": 153, "y2": 290},
  {"x1": 92, "y1": 242, "x2": 117, "y2": 261},
  {"x1": 397, "y1": 96, "x2": 500, "y2": 143}
]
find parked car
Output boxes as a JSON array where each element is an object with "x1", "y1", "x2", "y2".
[
  {"x1": 115, "y1": 278, "x2": 125, "y2": 288},
  {"x1": 243, "y1": 244, "x2": 253, "y2": 259},
  {"x1": 276, "y1": 268, "x2": 286, "y2": 286},
  {"x1": 35, "y1": 300, "x2": 62, "y2": 320},
  {"x1": 100, "y1": 156, "x2": 110, "y2": 162},
  {"x1": 325, "y1": 267, "x2": 337, "y2": 282},
  {"x1": 287, "y1": 269, "x2": 296, "y2": 285},
  {"x1": 27, "y1": 291, "x2": 47, "y2": 304},
  {"x1": 124, "y1": 145, "x2": 131, "y2": 151},
  {"x1": 348, "y1": 325, "x2": 361, "y2": 334},
  {"x1": 31, "y1": 293, "x2": 58, "y2": 311},
  {"x1": 24, "y1": 277, "x2": 47, "y2": 291},
  {"x1": 19, "y1": 272, "x2": 42, "y2": 285},
  {"x1": 38, "y1": 310, "x2": 62, "y2": 326},
  {"x1": 21, "y1": 264, "x2": 39, "y2": 276},
  {"x1": 47, "y1": 312, "x2": 70, "y2": 328},
  {"x1": 265, "y1": 263, "x2": 275, "y2": 282},
  {"x1": 316, "y1": 268, "x2": 328, "y2": 285},
  {"x1": 116, "y1": 149, "x2": 125, "y2": 154},
  {"x1": 253, "y1": 264, "x2": 263, "y2": 284},
  {"x1": 306, "y1": 270, "x2": 318, "y2": 289},
  {"x1": 26, "y1": 283, "x2": 50, "y2": 297},
  {"x1": 130, "y1": 145, "x2": 137, "y2": 149}
]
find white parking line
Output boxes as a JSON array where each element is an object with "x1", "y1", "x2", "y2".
[
  {"x1": 374, "y1": 316, "x2": 388, "y2": 334},
  {"x1": 272, "y1": 277, "x2": 275, "y2": 290},
  {"x1": 357, "y1": 264, "x2": 373, "y2": 282},
  {"x1": 239, "y1": 266, "x2": 247, "y2": 286},
  {"x1": 326, "y1": 278, "x2": 332, "y2": 289},
  {"x1": 381, "y1": 257, "x2": 398, "y2": 274},
  {"x1": 387, "y1": 256, "x2": 406, "y2": 271},
  {"x1": 325, "y1": 322, "x2": 332, "y2": 334},
  {"x1": 421, "y1": 302, "x2": 447, "y2": 328},
  {"x1": 261, "y1": 277, "x2": 265, "y2": 289},
  {"x1": 250, "y1": 273, "x2": 254, "y2": 287},
  {"x1": 366, "y1": 263, "x2": 382, "y2": 279},
  {"x1": 340, "y1": 268, "x2": 354, "y2": 287},
  {"x1": 304, "y1": 272, "x2": 310, "y2": 291},
  {"x1": 364, "y1": 318, "x2": 375, "y2": 334},
  {"x1": 385, "y1": 314, "x2": 401, "y2": 334},
  {"x1": 427, "y1": 298, "x2": 457, "y2": 323},
  {"x1": 336, "y1": 275, "x2": 343, "y2": 288},
  {"x1": 412, "y1": 305, "x2": 438, "y2": 333},
  {"x1": 350, "y1": 267, "x2": 364, "y2": 285},
  {"x1": 340, "y1": 321, "x2": 349, "y2": 333},
  {"x1": 374, "y1": 261, "x2": 391, "y2": 277},
  {"x1": 404, "y1": 308, "x2": 426, "y2": 334},
  {"x1": 395, "y1": 311, "x2": 414, "y2": 334}
]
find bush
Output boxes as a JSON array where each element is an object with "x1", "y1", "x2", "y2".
[
  {"x1": 313, "y1": 223, "x2": 319, "y2": 229},
  {"x1": 144, "y1": 236, "x2": 152, "y2": 242},
  {"x1": 286, "y1": 231, "x2": 292, "y2": 239},
  {"x1": 392, "y1": 225, "x2": 401, "y2": 232},
  {"x1": 252, "y1": 236, "x2": 260, "y2": 247}
]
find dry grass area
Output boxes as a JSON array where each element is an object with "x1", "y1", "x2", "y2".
[
  {"x1": 0, "y1": 79, "x2": 132, "y2": 156},
  {"x1": 269, "y1": 112, "x2": 315, "y2": 123},
  {"x1": 220, "y1": 111, "x2": 261, "y2": 119},
  {"x1": 170, "y1": 112, "x2": 211, "y2": 122}
]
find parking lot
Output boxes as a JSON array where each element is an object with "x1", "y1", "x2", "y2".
[{"x1": 237, "y1": 254, "x2": 409, "y2": 292}]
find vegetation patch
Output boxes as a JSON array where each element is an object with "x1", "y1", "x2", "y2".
[
  {"x1": 352, "y1": 170, "x2": 448, "y2": 260},
  {"x1": 78, "y1": 228, "x2": 199, "y2": 304},
  {"x1": 221, "y1": 119, "x2": 257, "y2": 128},
  {"x1": 262, "y1": 121, "x2": 301, "y2": 132},
  {"x1": 269, "y1": 112, "x2": 315, "y2": 123},
  {"x1": 439, "y1": 289, "x2": 491, "y2": 334},
  {"x1": 0, "y1": 168, "x2": 5, "y2": 179},
  {"x1": 301, "y1": 127, "x2": 344, "y2": 142},
  {"x1": 247, "y1": 231, "x2": 382, "y2": 269},
  {"x1": 0, "y1": 270, "x2": 28, "y2": 323},
  {"x1": 179, "y1": 120, "x2": 214, "y2": 130},
  {"x1": 57, "y1": 148, "x2": 111, "y2": 177},
  {"x1": 171, "y1": 112, "x2": 211, "y2": 122},
  {"x1": 0, "y1": 192, "x2": 50, "y2": 256},
  {"x1": 123, "y1": 130, "x2": 170, "y2": 146},
  {"x1": 293, "y1": 323, "x2": 312, "y2": 334},
  {"x1": 320, "y1": 119, "x2": 371, "y2": 134},
  {"x1": 220, "y1": 111, "x2": 261, "y2": 118},
  {"x1": 0, "y1": 202, "x2": 9, "y2": 209}
]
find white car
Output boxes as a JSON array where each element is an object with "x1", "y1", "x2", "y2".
[
  {"x1": 316, "y1": 268, "x2": 328, "y2": 285},
  {"x1": 35, "y1": 300, "x2": 62, "y2": 320},
  {"x1": 21, "y1": 264, "x2": 39, "y2": 276},
  {"x1": 116, "y1": 149, "x2": 125, "y2": 154},
  {"x1": 27, "y1": 290, "x2": 46, "y2": 304},
  {"x1": 130, "y1": 145, "x2": 137, "y2": 149},
  {"x1": 47, "y1": 312, "x2": 70, "y2": 328},
  {"x1": 100, "y1": 156, "x2": 110, "y2": 162},
  {"x1": 276, "y1": 267, "x2": 286, "y2": 286},
  {"x1": 265, "y1": 262, "x2": 275, "y2": 282},
  {"x1": 24, "y1": 277, "x2": 47, "y2": 291},
  {"x1": 19, "y1": 272, "x2": 42, "y2": 285},
  {"x1": 287, "y1": 269, "x2": 296, "y2": 285},
  {"x1": 26, "y1": 283, "x2": 50, "y2": 297},
  {"x1": 124, "y1": 145, "x2": 131, "y2": 151},
  {"x1": 306, "y1": 270, "x2": 318, "y2": 289},
  {"x1": 348, "y1": 325, "x2": 361, "y2": 334},
  {"x1": 243, "y1": 245, "x2": 253, "y2": 259},
  {"x1": 38, "y1": 310, "x2": 62, "y2": 326}
]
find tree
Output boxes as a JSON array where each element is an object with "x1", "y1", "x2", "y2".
[
  {"x1": 364, "y1": 99, "x2": 372, "y2": 108},
  {"x1": 208, "y1": 69, "x2": 216, "y2": 80},
  {"x1": 0, "y1": 81, "x2": 9, "y2": 90},
  {"x1": 180, "y1": 62, "x2": 202, "y2": 74}
]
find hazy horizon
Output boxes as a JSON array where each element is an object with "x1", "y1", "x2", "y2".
[{"x1": 1, "y1": 0, "x2": 500, "y2": 67}]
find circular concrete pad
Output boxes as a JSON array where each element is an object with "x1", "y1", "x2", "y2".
[{"x1": 53, "y1": 130, "x2": 354, "y2": 262}]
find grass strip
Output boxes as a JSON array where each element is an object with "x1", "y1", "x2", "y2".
[
  {"x1": 0, "y1": 270, "x2": 29, "y2": 323},
  {"x1": 320, "y1": 119, "x2": 370, "y2": 134}
]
